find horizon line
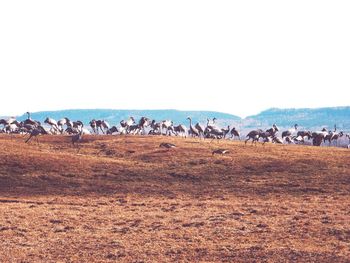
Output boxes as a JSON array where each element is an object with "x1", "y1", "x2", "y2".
[{"x1": 1, "y1": 105, "x2": 349, "y2": 120}]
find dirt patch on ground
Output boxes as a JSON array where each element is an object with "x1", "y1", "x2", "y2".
[{"x1": 0, "y1": 135, "x2": 349, "y2": 262}]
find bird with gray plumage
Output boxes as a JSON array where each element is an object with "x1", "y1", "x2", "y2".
[
  {"x1": 311, "y1": 128, "x2": 328, "y2": 146},
  {"x1": 25, "y1": 126, "x2": 48, "y2": 144},
  {"x1": 194, "y1": 122, "x2": 205, "y2": 137},
  {"x1": 149, "y1": 120, "x2": 162, "y2": 135},
  {"x1": 71, "y1": 129, "x2": 83, "y2": 146},
  {"x1": 230, "y1": 127, "x2": 240, "y2": 140},
  {"x1": 170, "y1": 124, "x2": 187, "y2": 137},
  {"x1": 324, "y1": 125, "x2": 344, "y2": 146},
  {"x1": 161, "y1": 120, "x2": 174, "y2": 136},
  {"x1": 272, "y1": 136, "x2": 283, "y2": 144},
  {"x1": 44, "y1": 117, "x2": 60, "y2": 134},
  {"x1": 259, "y1": 124, "x2": 279, "y2": 144},
  {"x1": 120, "y1": 117, "x2": 136, "y2": 134},
  {"x1": 212, "y1": 149, "x2": 229, "y2": 155},
  {"x1": 187, "y1": 117, "x2": 200, "y2": 137},
  {"x1": 245, "y1": 129, "x2": 263, "y2": 145},
  {"x1": 106, "y1": 126, "x2": 119, "y2": 135},
  {"x1": 22, "y1": 112, "x2": 41, "y2": 127},
  {"x1": 296, "y1": 131, "x2": 312, "y2": 142},
  {"x1": 282, "y1": 124, "x2": 298, "y2": 138},
  {"x1": 57, "y1": 117, "x2": 72, "y2": 133},
  {"x1": 285, "y1": 136, "x2": 295, "y2": 144},
  {"x1": 159, "y1": 142, "x2": 176, "y2": 149},
  {"x1": 346, "y1": 134, "x2": 350, "y2": 149},
  {"x1": 138, "y1": 117, "x2": 151, "y2": 134},
  {"x1": 221, "y1": 126, "x2": 230, "y2": 139},
  {"x1": 204, "y1": 126, "x2": 225, "y2": 140}
]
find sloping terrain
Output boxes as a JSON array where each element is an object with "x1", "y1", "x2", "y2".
[
  {"x1": 245, "y1": 106, "x2": 350, "y2": 130},
  {"x1": 15, "y1": 109, "x2": 241, "y2": 126},
  {"x1": 11, "y1": 106, "x2": 350, "y2": 131},
  {"x1": 0, "y1": 134, "x2": 349, "y2": 262}
]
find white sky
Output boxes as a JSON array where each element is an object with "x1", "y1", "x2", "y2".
[{"x1": 0, "y1": 1, "x2": 349, "y2": 118}]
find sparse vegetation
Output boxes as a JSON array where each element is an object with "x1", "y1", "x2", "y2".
[{"x1": 0, "y1": 134, "x2": 349, "y2": 262}]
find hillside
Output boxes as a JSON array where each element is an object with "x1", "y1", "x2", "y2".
[
  {"x1": 0, "y1": 134, "x2": 349, "y2": 262},
  {"x1": 16, "y1": 109, "x2": 241, "y2": 127},
  {"x1": 7, "y1": 106, "x2": 350, "y2": 131},
  {"x1": 244, "y1": 106, "x2": 350, "y2": 130}
]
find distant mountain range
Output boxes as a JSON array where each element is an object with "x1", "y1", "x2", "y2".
[
  {"x1": 243, "y1": 107, "x2": 350, "y2": 131},
  {"x1": 2, "y1": 106, "x2": 349, "y2": 131}
]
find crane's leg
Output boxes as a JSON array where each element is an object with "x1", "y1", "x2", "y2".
[
  {"x1": 244, "y1": 137, "x2": 249, "y2": 145},
  {"x1": 25, "y1": 134, "x2": 33, "y2": 143}
]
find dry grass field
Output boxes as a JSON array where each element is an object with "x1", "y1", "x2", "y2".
[{"x1": 0, "y1": 134, "x2": 349, "y2": 262}]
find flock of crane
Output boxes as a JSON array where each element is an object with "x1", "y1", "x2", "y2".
[{"x1": 0, "y1": 112, "x2": 349, "y2": 148}]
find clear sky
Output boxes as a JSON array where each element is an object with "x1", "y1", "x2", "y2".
[{"x1": 0, "y1": 1, "x2": 349, "y2": 118}]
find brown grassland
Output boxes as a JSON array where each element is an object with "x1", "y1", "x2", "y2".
[{"x1": 0, "y1": 134, "x2": 349, "y2": 262}]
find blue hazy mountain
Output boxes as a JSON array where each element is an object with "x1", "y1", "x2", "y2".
[
  {"x1": 244, "y1": 106, "x2": 350, "y2": 130},
  {"x1": 8, "y1": 106, "x2": 350, "y2": 131},
  {"x1": 16, "y1": 109, "x2": 241, "y2": 126}
]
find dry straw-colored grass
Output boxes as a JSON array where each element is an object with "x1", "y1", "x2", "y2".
[{"x1": 0, "y1": 134, "x2": 349, "y2": 262}]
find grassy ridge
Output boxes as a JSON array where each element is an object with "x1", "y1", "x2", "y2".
[{"x1": 0, "y1": 135, "x2": 349, "y2": 261}]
